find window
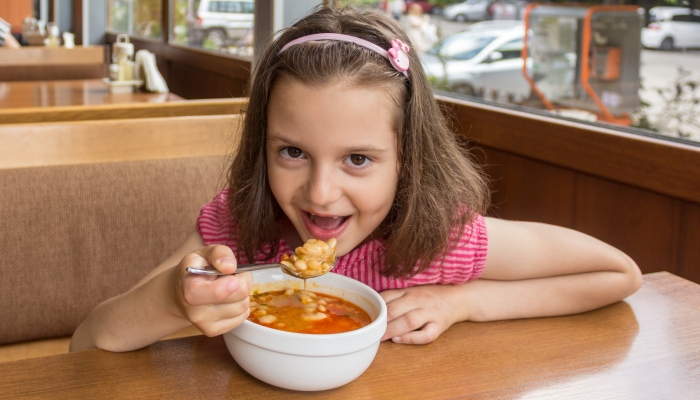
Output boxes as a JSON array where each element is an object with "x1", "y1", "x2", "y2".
[
  {"x1": 108, "y1": 0, "x2": 163, "y2": 40},
  {"x1": 419, "y1": 2, "x2": 700, "y2": 144},
  {"x1": 170, "y1": 0, "x2": 254, "y2": 57}
]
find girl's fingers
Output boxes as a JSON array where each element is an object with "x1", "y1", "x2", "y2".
[
  {"x1": 182, "y1": 274, "x2": 242, "y2": 306},
  {"x1": 381, "y1": 308, "x2": 428, "y2": 341},
  {"x1": 189, "y1": 297, "x2": 250, "y2": 328},
  {"x1": 383, "y1": 291, "x2": 421, "y2": 323},
  {"x1": 379, "y1": 289, "x2": 407, "y2": 306},
  {"x1": 194, "y1": 245, "x2": 238, "y2": 274},
  {"x1": 390, "y1": 322, "x2": 443, "y2": 345},
  {"x1": 197, "y1": 309, "x2": 252, "y2": 337}
]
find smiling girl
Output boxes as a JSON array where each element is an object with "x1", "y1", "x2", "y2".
[{"x1": 70, "y1": 7, "x2": 641, "y2": 352}]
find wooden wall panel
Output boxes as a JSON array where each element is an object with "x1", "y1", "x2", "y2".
[
  {"x1": 166, "y1": 62, "x2": 248, "y2": 100},
  {"x1": 678, "y1": 202, "x2": 700, "y2": 284},
  {"x1": 440, "y1": 97, "x2": 700, "y2": 205},
  {"x1": 481, "y1": 147, "x2": 576, "y2": 228},
  {"x1": 0, "y1": 65, "x2": 105, "y2": 81},
  {"x1": 574, "y1": 174, "x2": 681, "y2": 275}
]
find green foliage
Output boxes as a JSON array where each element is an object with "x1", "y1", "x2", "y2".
[
  {"x1": 337, "y1": 0, "x2": 381, "y2": 7},
  {"x1": 202, "y1": 37, "x2": 218, "y2": 51},
  {"x1": 427, "y1": 74, "x2": 450, "y2": 91}
]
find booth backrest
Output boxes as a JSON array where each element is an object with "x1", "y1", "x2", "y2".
[{"x1": 0, "y1": 115, "x2": 241, "y2": 345}]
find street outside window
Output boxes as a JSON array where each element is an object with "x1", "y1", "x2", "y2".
[{"x1": 109, "y1": 0, "x2": 163, "y2": 40}]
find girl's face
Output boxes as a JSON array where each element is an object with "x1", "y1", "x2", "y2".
[{"x1": 266, "y1": 79, "x2": 400, "y2": 256}]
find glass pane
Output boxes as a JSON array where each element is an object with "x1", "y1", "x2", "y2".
[
  {"x1": 418, "y1": 1, "x2": 700, "y2": 145},
  {"x1": 108, "y1": 0, "x2": 163, "y2": 40},
  {"x1": 170, "y1": 0, "x2": 254, "y2": 58}
]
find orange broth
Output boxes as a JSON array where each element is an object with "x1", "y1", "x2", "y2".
[{"x1": 248, "y1": 289, "x2": 372, "y2": 334}]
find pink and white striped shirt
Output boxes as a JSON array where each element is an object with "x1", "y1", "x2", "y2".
[{"x1": 196, "y1": 189, "x2": 488, "y2": 292}]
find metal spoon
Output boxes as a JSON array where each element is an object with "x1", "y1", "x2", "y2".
[{"x1": 186, "y1": 261, "x2": 335, "y2": 279}]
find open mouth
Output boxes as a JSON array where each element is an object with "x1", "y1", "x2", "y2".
[{"x1": 303, "y1": 211, "x2": 350, "y2": 230}]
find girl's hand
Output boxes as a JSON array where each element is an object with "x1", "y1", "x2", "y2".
[
  {"x1": 174, "y1": 245, "x2": 253, "y2": 337},
  {"x1": 380, "y1": 284, "x2": 465, "y2": 345}
]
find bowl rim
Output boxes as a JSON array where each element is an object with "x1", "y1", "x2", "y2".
[{"x1": 226, "y1": 270, "x2": 388, "y2": 356}]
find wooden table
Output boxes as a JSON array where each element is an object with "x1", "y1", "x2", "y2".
[
  {"x1": 0, "y1": 80, "x2": 183, "y2": 109},
  {"x1": 2, "y1": 272, "x2": 699, "y2": 399}
]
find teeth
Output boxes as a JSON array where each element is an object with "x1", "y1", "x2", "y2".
[{"x1": 308, "y1": 212, "x2": 340, "y2": 219}]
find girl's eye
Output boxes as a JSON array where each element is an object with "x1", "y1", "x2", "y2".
[
  {"x1": 346, "y1": 154, "x2": 371, "y2": 167},
  {"x1": 281, "y1": 147, "x2": 305, "y2": 159}
]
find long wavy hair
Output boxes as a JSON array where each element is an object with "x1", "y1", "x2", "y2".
[{"x1": 228, "y1": 6, "x2": 489, "y2": 277}]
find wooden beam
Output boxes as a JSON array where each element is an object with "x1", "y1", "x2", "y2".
[
  {"x1": 0, "y1": 114, "x2": 241, "y2": 169},
  {"x1": 0, "y1": 98, "x2": 246, "y2": 124}
]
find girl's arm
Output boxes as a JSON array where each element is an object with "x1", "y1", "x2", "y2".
[
  {"x1": 69, "y1": 231, "x2": 252, "y2": 352},
  {"x1": 381, "y1": 217, "x2": 642, "y2": 344}
]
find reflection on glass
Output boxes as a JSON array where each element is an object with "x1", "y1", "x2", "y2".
[
  {"x1": 171, "y1": 0, "x2": 254, "y2": 58},
  {"x1": 109, "y1": 0, "x2": 163, "y2": 39},
  {"x1": 418, "y1": 1, "x2": 700, "y2": 144}
]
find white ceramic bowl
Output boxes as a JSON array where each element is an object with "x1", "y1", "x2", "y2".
[{"x1": 223, "y1": 269, "x2": 387, "y2": 391}]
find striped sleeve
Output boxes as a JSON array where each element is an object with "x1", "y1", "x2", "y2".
[
  {"x1": 404, "y1": 214, "x2": 488, "y2": 286},
  {"x1": 196, "y1": 188, "x2": 236, "y2": 248}
]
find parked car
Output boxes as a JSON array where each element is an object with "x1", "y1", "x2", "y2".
[
  {"x1": 188, "y1": 0, "x2": 254, "y2": 48},
  {"x1": 442, "y1": 0, "x2": 493, "y2": 22},
  {"x1": 420, "y1": 25, "x2": 531, "y2": 99},
  {"x1": 641, "y1": 7, "x2": 700, "y2": 50}
]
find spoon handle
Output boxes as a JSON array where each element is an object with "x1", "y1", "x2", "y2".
[{"x1": 186, "y1": 263, "x2": 284, "y2": 276}]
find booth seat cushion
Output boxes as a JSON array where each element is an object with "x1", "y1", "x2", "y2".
[{"x1": 0, "y1": 156, "x2": 228, "y2": 345}]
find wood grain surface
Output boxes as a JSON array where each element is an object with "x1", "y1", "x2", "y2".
[
  {"x1": 0, "y1": 80, "x2": 183, "y2": 109},
  {"x1": 0, "y1": 97, "x2": 246, "y2": 124},
  {"x1": 1, "y1": 272, "x2": 698, "y2": 399},
  {"x1": 0, "y1": 47, "x2": 104, "y2": 66}
]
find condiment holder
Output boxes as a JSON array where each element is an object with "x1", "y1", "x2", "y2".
[{"x1": 104, "y1": 34, "x2": 143, "y2": 93}]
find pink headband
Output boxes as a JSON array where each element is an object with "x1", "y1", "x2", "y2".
[{"x1": 279, "y1": 33, "x2": 410, "y2": 77}]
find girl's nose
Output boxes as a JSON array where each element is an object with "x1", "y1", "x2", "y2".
[{"x1": 304, "y1": 164, "x2": 342, "y2": 206}]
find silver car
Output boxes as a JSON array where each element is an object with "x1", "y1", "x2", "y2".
[
  {"x1": 420, "y1": 25, "x2": 531, "y2": 101},
  {"x1": 442, "y1": 0, "x2": 493, "y2": 22}
]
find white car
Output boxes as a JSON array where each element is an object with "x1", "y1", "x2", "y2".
[
  {"x1": 641, "y1": 7, "x2": 700, "y2": 50},
  {"x1": 420, "y1": 25, "x2": 531, "y2": 100},
  {"x1": 443, "y1": 0, "x2": 493, "y2": 22},
  {"x1": 188, "y1": 0, "x2": 254, "y2": 48}
]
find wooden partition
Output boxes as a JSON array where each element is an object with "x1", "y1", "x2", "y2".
[
  {"x1": 104, "y1": 34, "x2": 251, "y2": 100},
  {"x1": 0, "y1": 98, "x2": 246, "y2": 124},
  {"x1": 0, "y1": 46, "x2": 106, "y2": 81},
  {"x1": 0, "y1": 114, "x2": 240, "y2": 169},
  {"x1": 438, "y1": 96, "x2": 700, "y2": 284}
]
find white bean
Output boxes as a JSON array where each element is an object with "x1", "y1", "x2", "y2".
[
  {"x1": 301, "y1": 312, "x2": 327, "y2": 321},
  {"x1": 259, "y1": 315, "x2": 278, "y2": 324},
  {"x1": 294, "y1": 260, "x2": 308, "y2": 271}
]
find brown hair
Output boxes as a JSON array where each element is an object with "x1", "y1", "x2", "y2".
[{"x1": 228, "y1": 6, "x2": 489, "y2": 277}]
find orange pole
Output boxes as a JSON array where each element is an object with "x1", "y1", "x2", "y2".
[
  {"x1": 520, "y1": 3, "x2": 557, "y2": 111},
  {"x1": 580, "y1": 5, "x2": 639, "y2": 125}
]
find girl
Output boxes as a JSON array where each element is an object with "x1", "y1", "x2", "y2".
[{"x1": 70, "y1": 7, "x2": 641, "y2": 352}]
